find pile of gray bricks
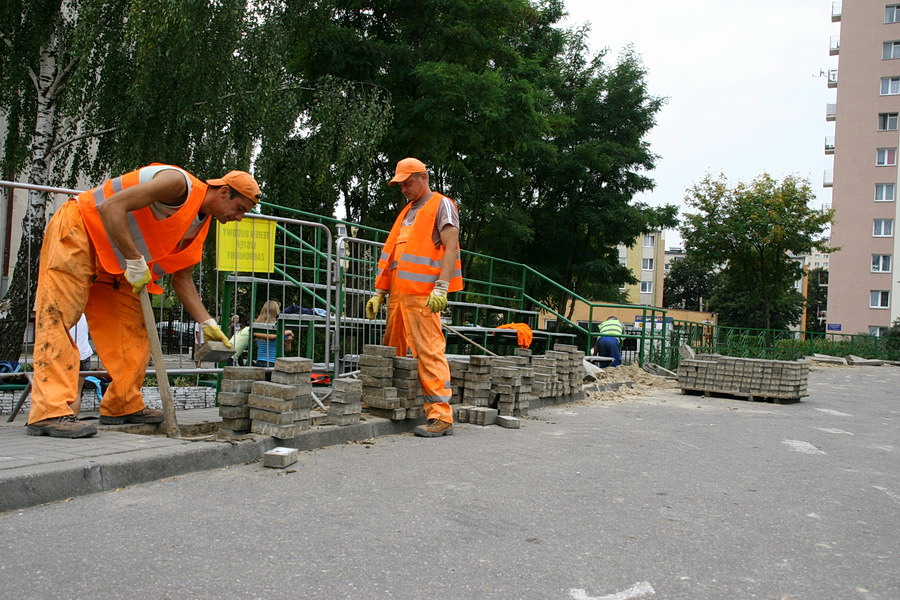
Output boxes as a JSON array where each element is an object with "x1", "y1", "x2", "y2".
[
  {"x1": 547, "y1": 344, "x2": 585, "y2": 398},
  {"x1": 492, "y1": 352, "x2": 535, "y2": 417},
  {"x1": 449, "y1": 359, "x2": 467, "y2": 404},
  {"x1": 463, "y1": 355, "x2": 493, "y2": 407},
  {"x1": 217, "y1": 366, "x2": 266, "y2": 436},
  {"x1": 393, "y1": 356, "x2": 423, "y2": 421},
  {"x1": 248, "y1": 357, "x2": 314, "y2": 438},
  {"x1": 360, "y1": 344, "x2": 405, "y2": 420},
  {"x1": 327, "y1": 378, "x2": 362, "y2": 426},
  {"x1": 456, "y1": 406, "x2": 498, "y2": 426},
  {"x1": 530, "y1": 354, "x2": 557, "y2": 399},
  {"x1": 677, "y1": 354, "x2": 809, "y2": 402}
]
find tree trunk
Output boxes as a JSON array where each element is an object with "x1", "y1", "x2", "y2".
[{"x1": 0, "y1": 42, "x2": 60, "y2": 361}]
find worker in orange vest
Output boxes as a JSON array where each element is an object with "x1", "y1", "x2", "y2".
[
  {"x1": 26, "y1": 165, "x2": 259, "y2": 438},
  {"x1": 366, "y1": 157, "x2": 463, "y2": 437}
]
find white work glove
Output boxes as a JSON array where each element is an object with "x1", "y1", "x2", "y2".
[
  {"x1": 426, "y1": 280, "x2": 449, "y2": 313},
  {"x1": 365, "y1": 291, "x2": 386, "y2": 320},
  {"x1": 124, "y1": 257, "x2": 152, "y2": 294},
  {"x1": 201, "y1": 318, "x2": 232, "y2": 348}
]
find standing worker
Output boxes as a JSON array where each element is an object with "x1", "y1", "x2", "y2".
[
  {"x1": 365, "y1": 158, "x2": 463, "y2": 438},
  {"x1": 26, "y1": 164, "x2": 258, "y2": 438},
  {"x1": 594, "y1": 315, "x2": 625, "y2": 367}
]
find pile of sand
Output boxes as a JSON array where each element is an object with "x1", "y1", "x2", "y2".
[{"x1": 579, "y1": 363, "x2": 679, "y2": 405}]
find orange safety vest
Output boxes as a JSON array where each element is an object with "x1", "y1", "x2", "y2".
[
  {"x1": 374, "y1": 192, "x2": 463, "y2": 295},
  {"x1": 77, "y1": 164, "x2": 212, "y2": 293}
]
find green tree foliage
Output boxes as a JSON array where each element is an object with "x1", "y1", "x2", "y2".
[
  {"x1": 681, "y1": 174, "x2": 834, "y2": 330},
  {"x1": 663, "y1": 256, "x2": 721, "y2": 311},
  {"x1": 804, "y1": 267, "x2": 828, "y2": 334}
]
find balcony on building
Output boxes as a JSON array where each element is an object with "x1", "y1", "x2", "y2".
[
  {"x1": 823, "y1": 169, "x2": 833, "y2": 187},
  {"x1": 832, "y1": 0, "x2": 841, "y2": 22},
  {"x1": 826, "y1": 103, "x2": 836, "y2": 121},
  {"x1": 827, "y1": 69, "x2": 838, "y2": 88},
  {"x1": 829, "y1": 35, "x2": 840, "y2": 55},
  {"x1": 825, "y1": 136, "x2": 835, "y2": 155}
]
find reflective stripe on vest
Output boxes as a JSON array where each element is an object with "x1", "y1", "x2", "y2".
[
  {"x1": 598, "y1": 320, "x2": 624, "y2": 337},
  {"x1": 77, "y1": 164, "x2": 212, "y2": 282},
  {"x1": 374, "y1": 193, "x2": 463, "y2": 295}
]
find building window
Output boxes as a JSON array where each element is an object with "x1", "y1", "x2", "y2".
[
  {"x1": 641, "y1": 258, "x2": 654, "y2": 270},
  {"x1": 869, "y1": 290, "x2": 890, "y2": 308},
  {"x1": 873, "y1": 219, "x2": 894, "y2": 236},
  {"x1": 640, "y1": 281, "x2": 653, "y2": 293},
  {"x1": 878, "y1": 112, "x2": 899, "y2": 130},
  {"x1": 642, "y1": 234, "x2": 656, "y2": 248},
  {"x1": 888, "y1": 5, "x2": 900, "y2": 23},
  {"x1": 869, "y1": 326, "x2": 889, "y2": 337},
  {"x1": 875, "y1": 183, "x2": 896, "y2": 201},
  {"x1": 876, "y1": 148, "x2": 897, "y2": 166},
  {"x1": 884, "y1": 41, "x2": 900, "y2": 59},
  {"x1": 871, "y1": 254, "x2": 892, "y2": 272},
  {"x1": 618, "y1": 257, "x2": 627, "y2": 267},
  {"x1": 881, "y1": 76, "x2": 900, "y2": 95}
]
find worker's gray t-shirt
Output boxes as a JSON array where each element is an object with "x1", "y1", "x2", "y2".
[
  {"x1": 139, "y1": 165, "x2": 205, "y2": 240},
  {"x1": 402, "y1": 192, "x2": 460, "y2": 248}
]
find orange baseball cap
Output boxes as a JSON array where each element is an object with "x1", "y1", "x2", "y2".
[
  {"x1": 389, "y1": 157, "x2": 427, "y2": 185},
  {"x1": 207, "y1": 170, "x2": 261, "y2": 203}
]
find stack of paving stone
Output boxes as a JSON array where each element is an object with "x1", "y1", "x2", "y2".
[
  {"x1": 327, "y1": 378, "x2": 363, "y2": 425},
  {"x1": 217, "y1": 366, "x2": 267, "y2": 436},
  {"x1": 677, "y1": 354, "x2": 809, "y2": 403},
  {"x1": 463, "y1": 355, "x2": 493, "y2": 407},
  {"x1": 491, "y1": 357, "x2": 533, "y2": 417},
  {"x1": 360, "y1": 344, "x2": 405, "y2": 420},
  {"x1": 545, "y1": 349, "x2": 571, "y2": 396},
  {"x1": 530, "y1": 354, "x2": 557, "y2": 399},
  {"x1": 448, "y1": 359, "x2": 468, "y2": 404},
  {"x1": 547, "y1": 344, "x2": 585, "y2": 399},
  {"x1": 392, "y1": 356, "x2": 424, "y2": 421},
  {"x1": 248, "y1": 357, "x2": 314, "y2": 438}
]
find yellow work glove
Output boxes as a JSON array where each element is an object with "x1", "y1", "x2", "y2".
[
  {"x1": 365, "y1": 292, "x2": 386, "y2": 320},
  {"x1": 201, "y1": 318, "x2": 232, "y2": 348},
  {"x1": 124, "y1": 257, "x2": 152, "y2": 294},
  {"x1": 425, "y1": 280, "x2": 449, "y2": 313}
]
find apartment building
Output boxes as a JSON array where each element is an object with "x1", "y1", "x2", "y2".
[
  {"x1": 618, "y1": 231, "x2": 665, "y2": 307},
  {"x1": 826, "y1": 0, "x2": 900, "y2": 336}
]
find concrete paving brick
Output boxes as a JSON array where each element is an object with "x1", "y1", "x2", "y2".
[
  {"x1": 328, "y1": 402, "x2": 362, "y2": 415},
  {"x1": 366, "y1": 406, "x2": 406, "y2": 420},
  {"x1": 247, "y1": 394, "x2": 295, "y2": 413},
  {"x1": 360, "y1": 354, "x2": 393, "y2": 368},
  {"x1": 217, "y1": 391, "x2": 249, "y2": 406},
  {"x1": 220, "y1": 417, "x2": 251, "y2": 431},
  {"x1": 362, "y1": 344, "x2": 396, "y2": 357},
  {"x1": 497, "y1": 415, "x2": 521, "y2": 428},
  {"x1": 274, "y1": 357, "x2": 313, "y2": 373},
  {"x1": 263, "y1": 446, "x2": 299, "y2": 468},
  {"x1": 270, "y1": 371, "x2": 313, "y2": 386},
  {"x1": 251, "y1": 380, "x2": 299, "y2": 400},
  {"x1": 220, "y1": 379, "x2": 255, "y2": 393},
  {"x1": 333, "y1": 378, "x2": 363, "y2": 393},
  {"x1": 219, "y1": 405, "x2": 251, "y2": 419},
  {"x1": 325, "y1": 413, "x2": 361, "y2": 426},
  {"x1": 250, "y1": 408, "x2": 299, "y2": 425},
  {"x1": 250, "y1": 420, "x2": 302, "y2": 438},
  {"x1": 223, "y1": 366, "x2": 267, "y2": 380}
]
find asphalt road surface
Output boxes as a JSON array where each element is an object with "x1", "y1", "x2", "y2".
[{"x1": 1, "y1": 365, "x2": 897, "y2": 600}]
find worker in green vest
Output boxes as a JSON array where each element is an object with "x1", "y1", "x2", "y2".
[{"x1": 594, "y1": 316, "x2": 624, "y2": 367}]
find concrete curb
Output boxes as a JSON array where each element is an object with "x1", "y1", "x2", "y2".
[{"x1": 1, "y1": 392, "x2": 589, "y2": 513}]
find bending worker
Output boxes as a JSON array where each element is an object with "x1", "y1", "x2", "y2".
[
  {"x1": 26, "y1": 164, "x2": 258, "y2": 438},
  {"x1": 595, "y1": 315, "x2": 625, "y2": 367},
  {"x1": 365, "y1": 157, "x2": 462, "y2": 438}
]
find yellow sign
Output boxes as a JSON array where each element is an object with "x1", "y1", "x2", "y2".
[{"x1": 216, "y1": 219, "x2": 276, "y2": 273}]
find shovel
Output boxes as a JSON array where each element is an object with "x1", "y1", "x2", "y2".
[{"x1": 138, "y1": 288, "x2": 214, "y2": 440}]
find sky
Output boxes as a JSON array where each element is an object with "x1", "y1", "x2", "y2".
[{"x1": 560, "y1": 0, "x2": 837, "y2": 249}]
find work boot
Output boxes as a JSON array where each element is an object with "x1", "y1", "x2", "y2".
[
  {"x1": 413, "y1": 419, "x2": 453, "y2": 437},
  {"x1": 26, "y1": 415, "x2": 98, "y2": 438},
  {"x1": 100, "y1": 407, "x2": 164, "y2": 425}
]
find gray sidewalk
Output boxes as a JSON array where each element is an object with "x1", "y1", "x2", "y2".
[{"x1": 0, "y1": 407, "x2": 421, "y2": 513}]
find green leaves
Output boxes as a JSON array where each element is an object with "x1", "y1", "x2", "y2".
[{"x1": 681, "y1": 173, "x2": 834, "y2": 330}]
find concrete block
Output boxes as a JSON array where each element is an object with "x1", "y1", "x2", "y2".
[
  {"x1": 223, "y1": 366, "x2": 267, "y2": 380},
  {"x1": 251, "y1": 380, "x2": 299, "y2": 400},
  {"x1": 326, "y1": 413, "x2": 361, "y2": 426},
  {"x1": 497, "y1": 415, "x2": 521, "y2": 429},
  {"x1": 220, "y1": 417, "x2": 251, "y2": 431},
  {"x1": 366, "y1": 406, "x2": 406, "y2": 420},
  {"x1": 220, "y1": 379, "x2": 254, "y2": 393},
  {"x1": 362, "y1": 344, "x2": 396, "y2": 357},
  {"x1": 329, "y1": 402, "x2": 362, "y2": 415},
  {"x1": 247, "y1": 394, "x2": 295, "y2": 413},
  {"x1": 250, "y1": 420, "x2": 302, "y2": 438},
  {"x1": 250, "y1": 408, "x2": 299, "y2": 425},
  {"x1": 263, "y1": 446, "x2": 299, "y2": 468},
  {"x1": 194, "y1": 341, "x2": 235, "y2": 363},
  {"x1": 360, "y1": 354, "x2": 394, "y2": 368},
  {"x1": 217, "y1": 391, "x2": 249, "y2": 406},
  {"x1": 333, "y1": 378, "x2": 363, "y2": 393},
  {"x1": 365, "y1": 386, "x2": 398, "y2": 400},
  {"x1": 330, "y1": 392, "x2": 362, "y2": 404},
  {"x1": 365, "y1": 397, "x2": 401, "y2": 410},
  {"x1": 219, "y1": 405, "x2": 251, "y2": 419},
  {"x1": 274, "y1": 357, "x2": 313, "y2": 373},
  {"x1": 359, "y1": 373, "x2": 393, "y2": 387},
  {"x1": 270, "y1": 371, "x2": 313, "y2": 387},
  {"x1": 361, "y1": 365, "x2": 393, "y2": 378}
]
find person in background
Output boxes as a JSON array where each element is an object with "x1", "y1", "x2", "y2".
[
  {"x1": 228, "y1": 313, "x2": 251, "y2": 366},
  {"x1": 252, "y1": 300, "x2": 293, "y2": 367},
  {"x1": 365, "y1": 157, "x2": 462, "y2": 438},
  {"x1": 594, "y1": 315, "x2": 625, "y2": 367},
  {"x1": 68, "y1": 314, "x2": 94, "y2": 415}
]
